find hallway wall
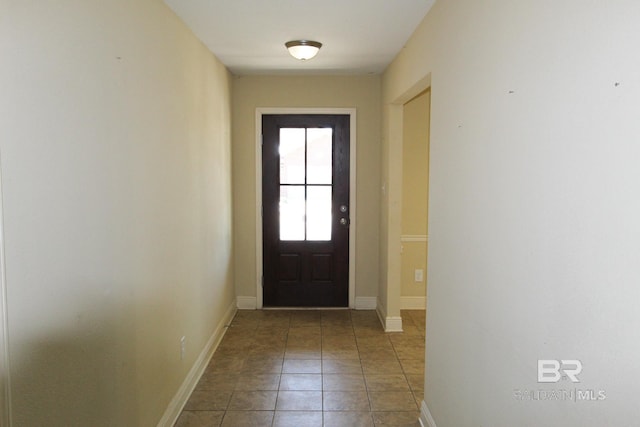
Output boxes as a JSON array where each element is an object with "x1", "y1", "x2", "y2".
[
  {"x1": 383, "y1": 0, "x2": 640, "y2": 426},
  {"x1": 232, "y1": 75, "x2": 381, "y2": 306},
  {"x1": 0, "y1": 1, "x2": 234, "y2": 425}
]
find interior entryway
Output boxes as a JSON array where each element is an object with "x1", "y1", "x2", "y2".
[
  {"x1": 400, "y1": 89, "x2": 430, "y2": 311},
  {"x1": 262, "y1": 114, "x2": 350, "y2": 307}
]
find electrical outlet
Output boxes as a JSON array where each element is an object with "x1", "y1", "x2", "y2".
[
  {"x1": 414, "y1": 269, "x2": 424, "y2": 282},
  {"x1": 180, "y1": 336, "x2": 186, "y2": 360}
]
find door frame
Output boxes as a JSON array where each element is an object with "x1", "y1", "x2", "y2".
[{"x1": 255, "y1": 108, "x2": 357, "y2": 309}]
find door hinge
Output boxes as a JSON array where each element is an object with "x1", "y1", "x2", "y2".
[{"x1": 261, "y1": 276, "x2": 264, "y2": 288}]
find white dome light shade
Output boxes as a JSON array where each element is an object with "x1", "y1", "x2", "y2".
[{"x1": 285, "y1": 40, "x2": 322, "y2": 60}]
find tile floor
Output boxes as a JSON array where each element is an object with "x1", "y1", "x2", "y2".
[{"x1": 175, "y1": 309, "x2": 425, "y2": 427}]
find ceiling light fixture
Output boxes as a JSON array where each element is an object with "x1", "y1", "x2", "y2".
[{"x1": 285, "y1": 40, "x2": 322, "y2": 61}]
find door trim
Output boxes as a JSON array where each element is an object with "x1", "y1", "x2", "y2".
[{"x1": 255, "y1": 108, "x2": 357, "y2": 309}]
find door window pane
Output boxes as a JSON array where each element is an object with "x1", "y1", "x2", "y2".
[
  {"x1": 307, "y1": 128, "x2": 333, "y2": 184},
  {"x1": 307, "y1": 186, "x2": 332, "y2": 241},
  {"x1": 280, "y1": 128, "x2": 305, "y2": 184},
  {"x1": 280, "y1": 186, "x2": 305, "y2": 240}
]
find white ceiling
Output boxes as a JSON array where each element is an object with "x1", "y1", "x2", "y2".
[{"x1": 164, "y1": 0, "x2": 435, "y2": 75}]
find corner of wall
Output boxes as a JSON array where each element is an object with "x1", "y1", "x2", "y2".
[
  {"x1": 419, "y1": 400, "x2": 437, "y2": 427},
  {"x1": 236, "y1": 296, "x2": 257, "y2": 310},
  {"x1": 157, "y1": 300, "x2": 237, "y2": 427},
  {"x1": 375, "y1": 297, "x2": 403, "y2": 332},
  {"x1": 400, "y1": 296, "x2": 426, "y2": 310},
  {"x1": 354, "y1": 296, "x2": 377, "y2": 310}
]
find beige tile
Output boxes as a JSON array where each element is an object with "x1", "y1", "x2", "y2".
[
  {"x1": 207, "y1": 357, "x2": 245, "y2": 374},
  {"x1": 399, "y1": 359, "x2": 424, "y2": 375},
  {"x1": 218, "y1": 335, "x2": 253, "y2": 346},
  {"x1": 321, "y1": 348, "x2": 360, "y2": 359},
  {"x1": 279, "y1": 374, "x2": 322, "y2": 390},
  {"x1": 372, "y1": 411, "x2": 420, "y2": 426},
  {"x1": 413, "y1": 390, "x2": 424, "y2": 407},
  {"x1": 273, "y1": 411, "x2": 323, "y2": 427},
  {"x1": 350, "y1": 311, "x2": 379, "y2": 323},
  {"x1": 276, "y1": 391, "x2": 323, "y2": 411},
  {"x1": 323, "y1": 411, "x2": 374, "y2": 427},
  {"x1": 288, "y1": 326, "x2": 322, "y2": 338},
  {"x1": 196, "y1": 373, "x2": 239, "y2": 391},
  {"x1": 393, "y1": 346, "x2": 425, "y2": 360},
  {"x1": 259, "y1": 318, "x2": 291, "y2": 328},
  {"x1": 360, "y1": 358, "x2": 403, "y2": 375},
  {"x1": 282, "y1": 359, "x2": 322, "y2": 373},
  {"x1": 357, "y1": 346, "x2": 396, "y2": 359},
  {"x1": 253, "y1": 334, "x2": 287, "y2": 346},
  {"x1": 287, "y1": 336, "x2": 322, "y2": 347},
  {"x1": 323, "y1": 391, "x2": 370, "y2": 411},
  {"x1": 358, "y1": 347, "x2": 398, "y2": 360},
  {"x1": 234, "y1": 374, "x2": 280, "y2": 391},
  {"x1": 320, "y1": 311, "x2": 352, "y2": 326},
  {"x1": 214, "y1": 344, "x2": 251, "y2": 358},
  {"x1": 352, "y1": 330, "x2": 384, "y2": 339},
  {"x1": 261, "y1": 310, "x2": 291, "y2": 320},
  {"x1": 290, "y1": 311, "x2": 321, "y2": 327},
  {"x1": 399, "y1": 324, "x2": 424, "y2": 336},
  {"x1": 356, "y1": 335, "x2": 392, "y2": 346},
  {"x1": 364, "y1": 374, "x2": 410, "y2": 391},
  {"x1": 220, "y1": 411, "x2": 274, "y2": 427},
  {"x1": 322, "y1": 335, "x2": 357, "y2": 346},
  {"x1": 322, "y1": 325, "x2": 356, "y2": 336},
  {"x1": 227, "y1": 390, "x2": 277, "y2": 410},
  {"x1": 233, "y1": 309, "x2": 261, "y2": 319},
  {"x1": 322, "y1": 374, "x2": 366, "y2": 391},
  {"x1": 322, "y1": 342, "x2": 358, "y2": 353},
  {"x1": 241, "y1": 356, "x2": 283, "y2": 373},
  {"x1": 248, "y1": 347, "x2": 286, "y2": 358},
  {"x1": 284, "y1": 349, "x2": 322, "y2": 359},
  {"x1": 174, "y1": 410, "x2": 224, "y2": 427},
  {"x1": 255, "y1": 325, "x2": 290, "y2": 337},
  {"x1": 253, "y1": 335, "x2": 289, "y2": 347},
  {"x1": 388, "y1": 335, "x2": 424, "y2": 348},
  {"x1": 183, "y1": 390, "x2": 231, "y2": 411},
  {"x1": 322, "y1": 359, "x2": 362, "y2": 374},
  {"x1": 368, "y1": 391, "x2": 418, "y2": 411},
  {"x1": 406, "y1": 374, "x2": 424, "y2": 391}
]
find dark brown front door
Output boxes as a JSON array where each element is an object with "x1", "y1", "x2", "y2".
[{"x1": 262, "y1": 114, "x2": 350, "y2": 307}]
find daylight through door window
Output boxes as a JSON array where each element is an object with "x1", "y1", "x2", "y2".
[{"x1": 279, "y1": 127, "x2": 333, "y2": 241}]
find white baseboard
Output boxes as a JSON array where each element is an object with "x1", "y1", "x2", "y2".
[
  {"x1": 239, "y1": 295, "x2": 375, "y2": 310},
  {"x1": 354, "y1": 296, "x2": 377, "y2": 310},
  {"x1": 384, "y1": 316, "x2": 403, "y2": 332},
  {"x1": 375, "y1": 298, "x2": 403, "y2": 332},
  {"x1": 236, "y1": 296, "x2": 257, "y2": 310},
  {"x1": 400, "y1": 296, "x2": 426, "y2": 309},
  {"x1": 157, "y1": 300, "x2": 237, "y2": 427},
  {"x1": 419, "y1": 400, "x2": 437, "y2": 427}
]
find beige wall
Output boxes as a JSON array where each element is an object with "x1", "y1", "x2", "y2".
[
  {"x1": 384, "y1": 0, "x2": 640, "y2": 425},
  {"x1": 401, "y1": 90, "x2": 430, "y2": 299},
  {"x1": 232, "y1": 75, "x2": 381, "y2": 303},
  {"x1": 0, "y1": 1, "x2": 234, "y2": 425}
]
